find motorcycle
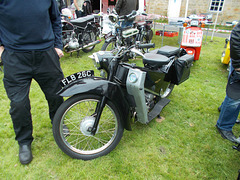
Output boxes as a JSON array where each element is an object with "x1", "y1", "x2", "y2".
[
  {"x1": 101, "y1": 10, "x2": 153, "y2": 56},
  {"x1": 52, "y1": 43, "x2": 194, "y2": 160},
  {"x1": 61, "y1": 14, "x2": 101, "y2": 56}
]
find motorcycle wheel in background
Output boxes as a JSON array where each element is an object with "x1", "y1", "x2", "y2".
[
  {"x1": 82, "y1": 31, "x2": 97, "y2": 53},
  {"x1": 101, "y1": 40, "x2": 120, "y2": 54},
  {"x1": 139, "y1": 29, "x2": 153, "y2": 53},
  {"x1": 52, "y1": 94, "x2": 123, "y2": 160}
]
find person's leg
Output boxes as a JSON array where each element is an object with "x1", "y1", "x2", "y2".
[
  {"x1": 33, "y1": 48, "x2": 64, "y2": 122},
  {"x1": 2, "y1": 50, "x2": 34, "y2": 145},
  {"x1": 2, "y1": 50, "x2": 33, "y2": 164},
  {"x1": 216, "y1": 95, "x2": 240, "y2": 131},
  {"x1": 75, "y1": 10, "x2": 80, "y2": 18},
  {"x1": 121, "y1": 20, "x2": 133, "y2": 28}
]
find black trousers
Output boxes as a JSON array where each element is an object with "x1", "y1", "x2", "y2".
[{"x1": 2, "y1": 48, "x2": 64, "y2": 146}]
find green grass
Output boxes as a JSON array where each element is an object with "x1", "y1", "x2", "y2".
[{"x1": 1, "y1": 33, "x2": 240, "y2": 179}]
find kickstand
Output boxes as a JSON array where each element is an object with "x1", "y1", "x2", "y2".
[{"x1": 232, "y1": 144, "x2": 240, "y2": 151}]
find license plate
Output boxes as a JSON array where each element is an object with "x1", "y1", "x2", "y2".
[{"x1": 60, "y1": 70, "x2": 94, "y2": 87}]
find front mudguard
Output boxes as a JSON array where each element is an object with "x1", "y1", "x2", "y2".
[
  {"x1": 105, "y1": 36, "x2": 116, "y2": 44},
  {"x1": 58, "y1": 77, "x2": 132, "y2": 131}
]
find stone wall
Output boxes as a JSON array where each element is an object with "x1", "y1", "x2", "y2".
[{"x1": 146, "y1": 0, "x2": 240, "y2": 23}]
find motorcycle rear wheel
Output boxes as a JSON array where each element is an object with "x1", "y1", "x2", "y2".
[
  {"x1": 52, "y1": 94, "x2": 123, "y2": 160},
  {"x1": 140, "y1": 35, "x2": 151, "y2": 53},
  {"x1": 160, "y1": 83, "x2": 175, "y2": 98},
  {"x1": 82, "y1": 31, "x2": 97, "y2": 53}
]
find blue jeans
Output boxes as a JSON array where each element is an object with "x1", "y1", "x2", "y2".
[
  {"x1": 119, "y1": 20, "x2": 133, "y2": 28},
  {"x1": 217, "y1": 60, "x2": 240, "y2": 131},
  {"x1": 216, "y1": 95, "x2": 240, "y2": 131}
]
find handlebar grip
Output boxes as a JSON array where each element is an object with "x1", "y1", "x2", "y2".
[{"x1": 138, "y1": 43, "x2": 155, "y2": 49}]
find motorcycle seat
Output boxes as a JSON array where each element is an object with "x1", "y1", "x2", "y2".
[
  {"x1": 150, "y1": 46, "x2": 180, "y2": 57},
  {"x1": 143, "y1": 53, "x2": 171, "y2": 67},
  {"x1": 70, "y1": 15, "x2": 95, "y2": 26}
]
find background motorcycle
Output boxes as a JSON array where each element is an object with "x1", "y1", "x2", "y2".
[
  {"x1": 101, "y1": 10, "x2": 153, "y2": 57},
  {"x1": 52, "y1": 43, "x2": 194, "y2": 160},
  {"x1": 61, "y1": 14, "x2": 101, "y2": 56}
]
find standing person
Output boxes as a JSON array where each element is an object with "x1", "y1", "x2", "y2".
[
  {"x1": 57, "y1": 0, "x2": 66, "y2": 12},
  {"x1": 216, "y1": 21, "x2": 240, "y2": 144},
  {"x1": 114, "y1": 0, "x2": 139, "y2": 28},
  {"x1": 0, "y1": 0, "x2": 65, "y2": 165},
  {"x1": 74, "y1": 0, "x2": 85, "y2": 17},
  {"x1": 82, "y1": 0, "x2": 92, "y2": 16}
]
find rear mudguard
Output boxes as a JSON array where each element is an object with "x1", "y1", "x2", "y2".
[{"x1": 58, "y1": 77, "x2": 132, "y2": 131}]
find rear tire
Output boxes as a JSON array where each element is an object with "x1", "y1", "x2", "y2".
[
  {"x1": 82, "y1": 31, "x2": 97, "y2": 53},
  {"x1": 52, "y1": 94, "x2": 124, "y2": 160},
  {"x1": 160, "y1": 83, "x2": 175, "y2": 98}
]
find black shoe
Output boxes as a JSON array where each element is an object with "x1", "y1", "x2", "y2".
[
  {"x1": 236, "y1": 119, "x2": 240, "y2": 124},
  {"x1": 19, "y1": 144, "x2": 33, "y2": 165},
  {"x1": 216, "y1": 125, "x2": 240, "y2": 144}
]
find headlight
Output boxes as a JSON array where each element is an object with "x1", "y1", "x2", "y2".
[
  {"x1": 190, "y1": 20, "x2": 199, "y2": 27},
  {"x1": 129, "y1": 73, "x2": 138, "y2": 83},
  {"x1": 109, "y1": 14, "x2": 118, "y2": 23},
  {"x1": 89, "y1": 53, "x2": 100, "y2": 69}
]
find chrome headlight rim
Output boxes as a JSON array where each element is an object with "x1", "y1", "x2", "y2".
[
  {"x1": 128, "y1": 72, "x2": 138, "y2": 83},
  {"x1": 90, "y1": 53, "x2": 101, "y2": 69}
]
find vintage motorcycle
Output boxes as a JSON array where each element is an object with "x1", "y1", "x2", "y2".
[
  {"x1": 101, "y1": 10, "x2": 153, "y2": 56},
  {"x1": 61, "y1": 14, "x2": 101, "y2": 56},
  {"x1": 52, "y1": 43, "x2": 194, "y2": 160}
]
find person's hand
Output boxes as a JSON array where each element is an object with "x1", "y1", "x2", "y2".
[
  {"x1": 0, "y1": 46, "x2": 4, "y2": 59},
  {"x1": 55, "y1": 48, "x2": 64, "y2": 58},
  {"x1": 235, "y1": 68, "x2": 240, "y2": 72}
]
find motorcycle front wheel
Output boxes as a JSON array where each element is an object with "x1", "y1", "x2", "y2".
[
  {"x1": 101, "y1": 40, "x2": 119, "y2": 54},
  {"x1": 52, "y1": 94, "x2": 124, "y2": 160}
]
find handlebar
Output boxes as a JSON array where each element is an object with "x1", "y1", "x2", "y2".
[
  {"x1": 114, "y1": 43, "x2": 155, "y2": 60},
  {"x1": 137, "y1": 43, "x2": 155, "y2": 49},
  {"x1": 109, "y1": 10, "x2": 148, "y2": 24},
  {"x1": 118, "y1": 10, "x2": 138, "y2": 21}
]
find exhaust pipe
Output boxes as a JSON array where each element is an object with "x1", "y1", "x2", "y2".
[{"x1": 64, "y1": 39, "x2": 102, "y2": 53}]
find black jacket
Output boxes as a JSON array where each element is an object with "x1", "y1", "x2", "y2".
[
  {"x1": 115, "y1": 0, "x2": 138, "y2": 16},
  {"x1": 230, "y1": 21, "x2": 240, "y2": 69},
  {"x1": 0, "y1": 0, "x2": 62, "y2": 51}
]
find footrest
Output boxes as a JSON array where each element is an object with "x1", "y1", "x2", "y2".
[{"x1": 147, "y1": 98, "x2": 170, "y2": 123}]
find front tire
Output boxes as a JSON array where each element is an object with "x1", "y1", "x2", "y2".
[
  {"x1": 52, "y1": 94, "x2": 123, "y2": 160},
  {"x1": 101, "y1": 40, "x2": 119, "y2": 54}
]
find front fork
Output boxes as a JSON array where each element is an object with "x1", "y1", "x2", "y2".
[
  {"x1": 90, "y1": 96, "x2": 107, "y2": 135},
  {"x1": 90, "y1": 58, "x2": 118, "y2": 135}
]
